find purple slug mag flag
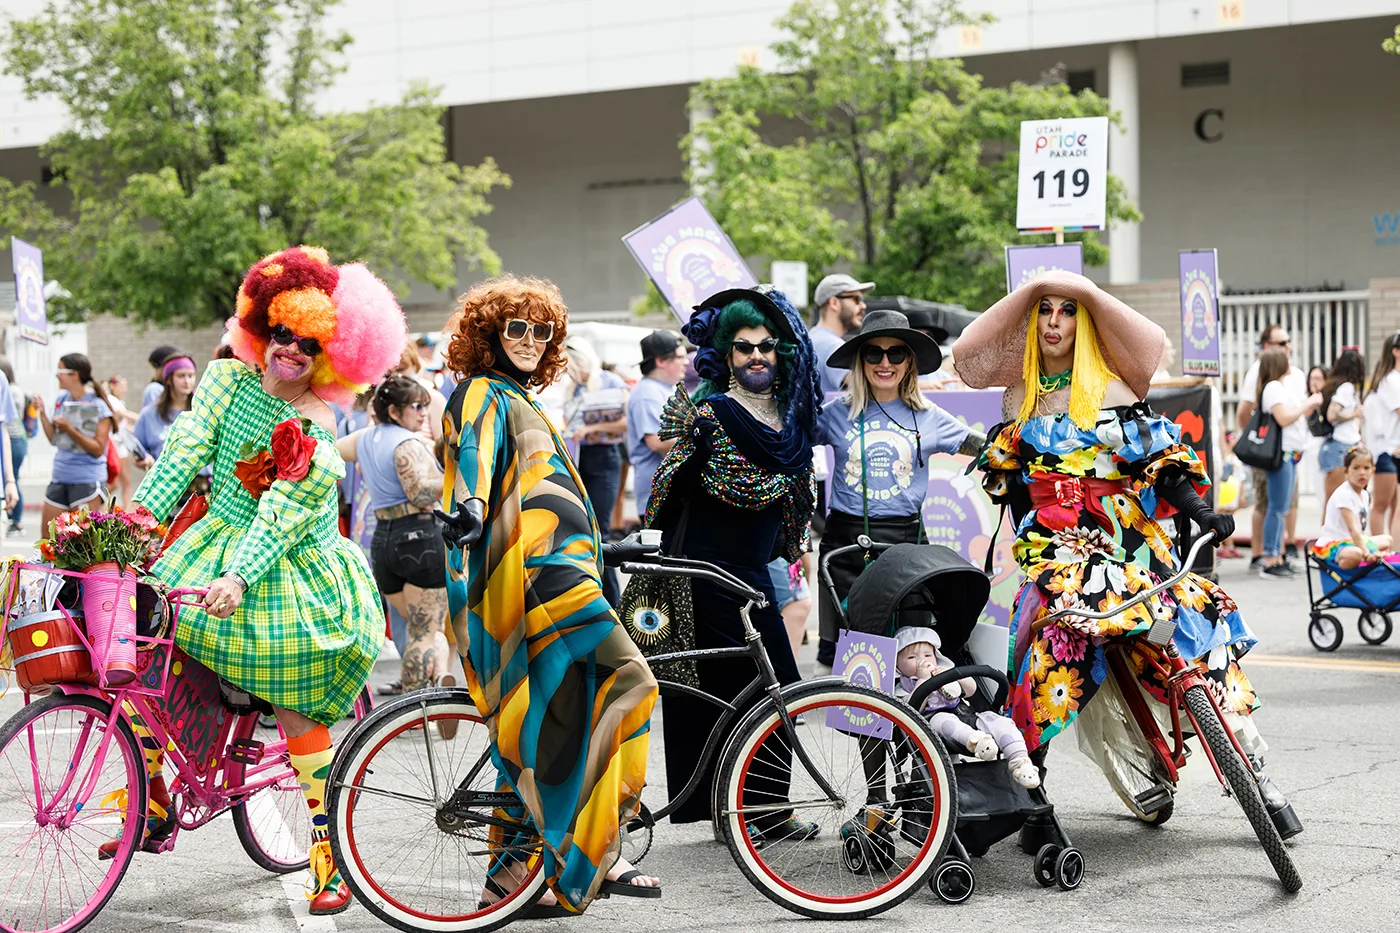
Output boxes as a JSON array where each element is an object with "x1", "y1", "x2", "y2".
[
  {"x1": 1004, "y1": 242, "x2": 1083, "y2": 293},
  {"x1": 1179, "y1": 249, "x2": 1221, "y2": 376},
  {"x1": 621, "y1": 196, "x2": 757, "y2": 326},
  {"x1": 11, "y1": 237, "x2": 49, "y2": 345},
  {"x1": 827, "y1": 630, "x2": 897, "y2": 739}
]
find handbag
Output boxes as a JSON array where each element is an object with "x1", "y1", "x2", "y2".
[
  {"x1": 1307, "y1": 407, "x2": 1333, "y2": 439},
  {"x1": 105, "y1": 438, "x2": 122, "y2": 485},
  {"x1": 1233, "y1": 407, "x2": 1284, "y2": 471},
  {"x1": 617, "y1": 504, "x2": 699, "y2": 687}
]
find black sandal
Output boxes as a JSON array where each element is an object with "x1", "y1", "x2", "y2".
[
  {"x1": 598, "y1": 869, "x2": 662, "y2": 899},
  {"x1": 476, "y1": 877, "x2": 575, "y2": 919}
]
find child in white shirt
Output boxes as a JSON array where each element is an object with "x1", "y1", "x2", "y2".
[{"x1": 1311, "y1": 447, "x2": 1393, "y2": 568}]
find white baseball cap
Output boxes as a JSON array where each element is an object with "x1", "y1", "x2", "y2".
[{"x1": 814, "y1": 274, "x2": 876, "y2": 308}]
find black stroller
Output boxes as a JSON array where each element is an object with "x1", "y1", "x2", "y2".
[{"x1": 820, "y1": 537, "x2": 1084, "y2": 902}]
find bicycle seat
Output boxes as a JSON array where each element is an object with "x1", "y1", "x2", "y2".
[{"x1": 601, "y1": 530, "x2": 663, "y2": 568}]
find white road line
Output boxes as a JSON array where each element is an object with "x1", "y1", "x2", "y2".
[{"x1": 264, "y1": 790, "x2": 338, "y2": 932}]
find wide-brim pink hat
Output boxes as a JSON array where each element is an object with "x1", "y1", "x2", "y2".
[{"x1": 951, "y1": 271, "x2": 1165, "y2": 398}]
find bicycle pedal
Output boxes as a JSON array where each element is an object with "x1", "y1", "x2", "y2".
[
  {"x1": 1133, "y1": 784, "x2": 1174, "y2": 814},
  {"x1": 228, "y1": 738, "x2": 265, "y2": 765}
]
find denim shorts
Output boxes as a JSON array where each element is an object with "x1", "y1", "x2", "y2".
[
  {"x1": 766, "y1": 558, "x2": 811, "y2": 609},
  {"x1": 1318, "y1": 438, "x2": 1349, "y2": 473},
  {"x1": 44, "y1": 482, "x2": 105, "y2": 510},
  {"x1": 1378, "y1": 452, "x2": 1398, "y2": 475}
]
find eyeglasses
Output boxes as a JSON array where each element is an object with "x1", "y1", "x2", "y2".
[
  {"x1": 270, "y1": 324, "x2": 322, "y2": 356},
  {"x1": 407, "y1": 402, "x2": 430, "y2": 413},
  {"x1": 1269, "y1": 339, "x2": 1291, "y2": 348},
  {"x1": 860, "y1": 344, "x2": 911, "y2": 365},
  {"x1": 732, "y1": 338, "x2": 778, "y2": 357},
  {"x1": 55, "y1": 368, "x2": 76, "y2": 376},
  {"x1": 838, "y1": 293, "x2": 865, "y2": 303},
  {"x1": 503, "y1": 319, "x2": 553, "y2": 342}
]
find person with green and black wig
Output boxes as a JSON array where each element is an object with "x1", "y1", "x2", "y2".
[
  {"x1": 642, "y1": 285, "x2": 820, "y2": 842},
  {"x1": 812, "y1": 310, "x2": 986, "y2": 672}
]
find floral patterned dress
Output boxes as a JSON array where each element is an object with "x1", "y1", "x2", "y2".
[{"x1": 979, "y1": 404, "x2": 1259, "y2": 751}]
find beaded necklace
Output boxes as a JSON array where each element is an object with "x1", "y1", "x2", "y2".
[{"x1": 1038, "y1": 368, "x2": 1073, "y2": 393}]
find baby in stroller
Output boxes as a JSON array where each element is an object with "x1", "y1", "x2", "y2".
[{"x1": 894, "y1": 626, "x2": 1039, "y2": 789}]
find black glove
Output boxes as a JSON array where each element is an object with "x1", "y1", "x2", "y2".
[
  {"x1": 1157, "y1": 470, "x2": 1233, "y2": 546},
  {"x1": 435, "y1": 498, "x2": 486, "y2": 549}
]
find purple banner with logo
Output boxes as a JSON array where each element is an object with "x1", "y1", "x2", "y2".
[
  {"x1": 11, "y1": 237, "x2": 49, "y2": 345},
  {"x1": 827, "y1": 630, "x2": 896, "y2": 739},
  {"x1": 622, "y1": 196, "x2": 756, "y2": 326},
  {"x1": 1179, "y1": 249, "x2": 1221, "y2": 376},
  {"x1": 1004, "y1": 242, "x2": 1083, "y2": 293}
]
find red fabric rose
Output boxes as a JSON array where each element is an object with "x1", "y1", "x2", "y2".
[
  {"x1": 270, "y1": 418, "x2": 317, "y2": 482},
  {"x1": 233, "y1": 449, "x2": 278, "y2": 499}
]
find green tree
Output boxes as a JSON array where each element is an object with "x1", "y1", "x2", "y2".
[
  {"x1": 1385, "y1": 25, "x2": 1400, "y2": 54},
  {"x1": 686, "y1": 0, "x2": 1137, "y2": 312},
  {"x1": 0, "y1": 0, "x2": 508, "y2": 327}
]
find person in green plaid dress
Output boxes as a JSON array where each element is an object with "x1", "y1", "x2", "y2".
[{"x1": 128, "y1": 246, "x2": 407, "y2": 916}]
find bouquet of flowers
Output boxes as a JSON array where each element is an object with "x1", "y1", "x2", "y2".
[{"x1": 38, "y1": 505, "x2": 166, "y2": 573}]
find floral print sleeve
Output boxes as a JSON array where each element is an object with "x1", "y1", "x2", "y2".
[
  {"x1": 975, "y1": 421, "x2": 1022, "y2": 503},
  {"x1": 1108, "y1": 408, "x2": 1211, "y2": 520}
]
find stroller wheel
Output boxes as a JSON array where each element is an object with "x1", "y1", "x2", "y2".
[
  {"x1": 1308, "y1": 614, "x2": 1343, "y2": 652},
  {"x1": 1359, "y1": 612, "x2": 1393, "y2": 646},
  {"x1": 838, "y1": 809, "x2": 895, "y2": 875},
  {"x1": 1033, "y1": 843, "x2": 1061, "y2": 888},
  {"x1": 841, "y1": 834, "x2": 869, "y2": 874},
  {"x1": 1053, "y1": 846, "x2": 1085, "y2": 891},
  {"x1": 930, "y1": 859, "x2": 975, "y2": 904}
]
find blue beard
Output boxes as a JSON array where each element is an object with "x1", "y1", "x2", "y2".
[{"x1": 733, "y1": 360, "x2": 776, "y2": 393}]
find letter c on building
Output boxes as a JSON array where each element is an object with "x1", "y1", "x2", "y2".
[{"x1": 1194, "y1": 109, "x2": 1224, "y2": 143}]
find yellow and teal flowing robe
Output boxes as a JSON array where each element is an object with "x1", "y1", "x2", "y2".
[{"x1": 443, "y1": 371, "x2": 657, "y2": 912}]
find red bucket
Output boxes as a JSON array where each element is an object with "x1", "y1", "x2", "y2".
[
  {"x1": 80, "y1": 562, "x2": 139, "y2": 687},
  {"x1": 10, "y1": 609, "x2": 96, "y2": 694}
]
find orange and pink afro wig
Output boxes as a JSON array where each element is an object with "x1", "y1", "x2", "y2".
[{"x1": 226, "y1": 246, "x2": 407, "y2": 408}]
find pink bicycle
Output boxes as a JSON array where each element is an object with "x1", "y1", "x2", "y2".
[{"x1": 0, "y1": 563, "x2": 372, "y2": 933}]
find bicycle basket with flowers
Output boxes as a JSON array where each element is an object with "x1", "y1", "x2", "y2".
[{"x1": 33, "y1": 505, "x2": 167, "y2": 686}]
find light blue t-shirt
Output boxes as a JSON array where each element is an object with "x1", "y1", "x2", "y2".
[
  {"x1": 0, "y1": 371, "x2": 16, "y2": 426},
  {"x1": 356, "y1": 423, "x2": 429, "y2": 511},
  {"x1": 132, "y1": 402, "x2": 180, "y2": 461},
  {"x1": 142, "y1": 381, "x2": 163, "y2": 410},
  {"x1": 51, "y1": 390, "x2": 113, "y2": 484},
  {"x1": 807, "y1": 324, "x2": 849, "y2": 396},
  {"x1": 626, "y1": 375, "x2": 675, "y2": 516},
  {"x1": 567, "y1": 370, "x2": 628, "y2": 447},
  {"x1": 815, "y1": 398, "x2": 970, "y2": 518}
]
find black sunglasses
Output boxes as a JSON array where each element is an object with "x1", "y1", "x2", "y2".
[
  {"x1": 732, "y1": 338, "x2": 778, "y2": 357},
  {"x1": 269, "y1": 324, "x2": 322, "y2": 356},
  {"x1": 860, "y1": 344, "x2": 910, "y2": 365},
  {"x1": 504, "y1": 319, "x2": 553, "y2": 342}
]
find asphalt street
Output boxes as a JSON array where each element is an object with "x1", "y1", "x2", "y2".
[{"x1": 1, "y1": 548, "x2": 1396, "y2": 933}]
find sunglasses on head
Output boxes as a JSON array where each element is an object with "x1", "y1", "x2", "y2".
[
  {"x1": 503, "y1": 319, "x2": 553, "y2": 342},
  {"x1": 732, "y1": 338, "x2": 778, "y2": 357},
  {"x1": 269, "y1": 324, "x2": 322, "y2": 356},
  {"x1": 860, "y1": 344, "x2": 910, "y2": 365}
]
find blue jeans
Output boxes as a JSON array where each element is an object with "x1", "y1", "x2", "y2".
[
  {"x1": 1263, "y1": 456, "x2": 1297, "y2": 558},
  {"x1": 7, "y1": 433, "x2": 25, "y2": 525},
  {"x1": 577, "y1": 444, "x2": 623, "y2": 606}
]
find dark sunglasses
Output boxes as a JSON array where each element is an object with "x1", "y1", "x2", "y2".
[
  {"x1": 406, "y1": 401, "x2": 430, "y2": 413},
  {"x1": 269, "y1": 324, "x2": 322, "y2": 356},
  {"x1": 860, "y1": 344, "x2": 910, "y2": 365},
  {"x1": 504, "y1": 319, "x2": 553, "y2": 342},
  {"x1": 732, "y1": 338, "x2": 778, "y2": 356}
]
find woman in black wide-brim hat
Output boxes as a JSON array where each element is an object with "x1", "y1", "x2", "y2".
[{"x1": 812, "y1": 309, "x2": 986, "y2": 670}]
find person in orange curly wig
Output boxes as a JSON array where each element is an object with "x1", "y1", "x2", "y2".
[
  {"x1": 444, "y1": 274, "x2": 570, "y2": 389},
  {"x1": 438, "y1": 274, "x2": 662, "y2": 914}
]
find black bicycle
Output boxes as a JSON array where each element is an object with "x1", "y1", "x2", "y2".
[{"x1": 324, "y1": 530, "x2": 956, "y2": 930}]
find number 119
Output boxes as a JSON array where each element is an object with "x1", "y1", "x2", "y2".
[{"x1": 1032, "y1": 169, "x2": 1089, "y2": 198}]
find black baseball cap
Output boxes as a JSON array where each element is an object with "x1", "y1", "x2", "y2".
[{"x1": 640, "y1": 330, "x2": 682, "y2": 374}]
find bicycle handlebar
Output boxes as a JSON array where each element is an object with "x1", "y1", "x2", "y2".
[{"x1": 1033, "y1": 531, "x2": 1217, "y2": 632}]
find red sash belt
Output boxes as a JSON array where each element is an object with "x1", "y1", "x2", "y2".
[{"x1": 1026, "y1": 473, "x2": 1129, "y2": 529}]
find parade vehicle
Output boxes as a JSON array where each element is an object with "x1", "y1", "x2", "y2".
[
  {"x1": 1302, "y1": 540, "x2": 1399, "y2": 651},
  {"x1": 818, "y1": 537, "x2": 1083, "y2": 903},
  {"x1": 0, "y1": 565, "x2": 374, "y2": 933},
  {"x1": 323, "y1": 526, "x2": 958, "y2": 931}
]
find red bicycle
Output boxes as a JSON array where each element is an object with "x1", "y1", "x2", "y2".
[
  {"x1": 0, "y1": 563, "x2": 373, "y2": 933},
  {"x1": 1034, "y1": 532, "x2": 1302, "y2": 893}
]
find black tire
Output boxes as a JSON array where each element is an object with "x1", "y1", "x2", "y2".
[
  {"x1": 1308, "y1": 614, "x2": 1343, "y2": 652},
  {"x1": 1358, "y1": 612, "x2": 1393, "y2": 646},
  {"x1": 1033, "y1": 843, "x2": 1059, "y2": 887},
  {"x1": 1053, "y1": 846, "x2": 1085, "y2": 891},
  {"x1": 1183, "y1": 686, "x2": 1302, "y2": 893},
  {"x1": 0, "y1": 693, "x2": 146, "y2": 933},
  {"x1": 326, "y1": 690, "x2": 547, "y2": 932},
  {"x1": 717, "y1": 681, "x2": 954, "y2": 920},
  {"x1": 931, "y1": 859, "x2": 975, "y2": 904}
]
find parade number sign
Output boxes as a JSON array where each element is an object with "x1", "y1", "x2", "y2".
[
  {"x1": 11, "y1": 237, "x2": 49, "y2": 345},
  {"x1": 1004, "y1": 242, "x2": 1084, "y2": 292},
  {"x1": 1015, "y1": 117, "x2": 1109, "y2": 233},
  {"x1": 1179, "y1": 249, "x2": 1222, "y2": 376},
  {"x1": 622, "y1": 196, "x2": 757, "y2": 326}
]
